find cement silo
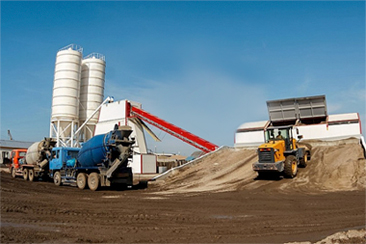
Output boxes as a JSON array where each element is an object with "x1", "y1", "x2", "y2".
[
  {"x1": 50, "y1": 44, "x2": 83, "y2": 147},
  {"x1": 79, "y1": 53, "x2": 106, "y2": 142}
]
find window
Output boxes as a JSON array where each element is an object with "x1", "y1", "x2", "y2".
[
  {"x1": 52, "y1": 150, "x2": 60, "y2": 159},
  {"x1": 265, "y1": 128, "x2": 290, "y2": 141},
  {"x1": 2, "y1": 151, "x2": 9, "y2": 159},
  {"x1": 67, "y1": 150, "x2": 79, "y2": 159}
]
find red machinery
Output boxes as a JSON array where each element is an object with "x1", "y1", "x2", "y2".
[{"x1": 127, "y1": 103, "x2": 218, "y2": 153}]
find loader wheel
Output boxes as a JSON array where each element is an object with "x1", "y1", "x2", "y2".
[
  {"x1": 299, "y1": 152, "x2": 308, "y2": 168},
  {"x1": 88, "y1": 172, "x2": 100, "y2": 191},
  {"x1": 53, "y1": 171, "x2": 62, "y2": 186},
  {"x1": 77, "y1": 173, "x2": 88, "y2": 190},
  {"x1": 23, "y1": 168, "x2": 29, "y2": 181},
  {"x1": 28, "y1": 169, "x2": 35, "y2": 182},
  {"x1": 11, "y1": 167, "x2": 16, "y2": 178},
  {"x1": 284, "y1": 155, "x2": 298, "y2": 178}
]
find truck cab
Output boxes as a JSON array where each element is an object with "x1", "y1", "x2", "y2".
[
  {"x1": 9, "y1": 149, "x2": 27, "y2": 169},
  {"x1": 49, "y1": 147, "x2": 80, "y2": 170},
  {"x1": 49, "y1": 147, "x2": 80, "y2": 186}
]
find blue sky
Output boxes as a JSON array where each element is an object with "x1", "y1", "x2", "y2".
[{"x1": 1, "y1": 1, "x2": 365, "y2": 155}]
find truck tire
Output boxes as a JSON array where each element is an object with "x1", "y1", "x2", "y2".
[
  {"x1": 28, "y1": 169, "x2": 35, "y2": 182},
  {"x1": 11, "y1": 167, "x2": 16, "y2": 178},
  {"x1": 53, "y1": 171, "x2": 62, "y2": 186},
  {"x1": 284, "y1": 155, "x2": 298, "y2": 178},
  {"x1": 77, "y1": 173, "x2": 88, "y2": 190},
  {"x1": 88, "y1": 172, "x2": 100, "y2": 191},
  {"x1": 23, "y1": 168, "x2": 29, "y2": 181}
]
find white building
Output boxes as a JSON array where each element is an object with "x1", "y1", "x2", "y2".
[
  {"x1": 235, "y1": 96, "x2": 364, "y2": 151},
  {"x1": 95, "y1": 99, "x2": 157, "y2": 174},
  {"x1": 235, "y1": 112, "x2": 364, "y2": 148}
]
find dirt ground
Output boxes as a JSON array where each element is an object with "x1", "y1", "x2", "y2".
[{"x1": 1, "y1": 138, "x2": 365, "y2": 243}]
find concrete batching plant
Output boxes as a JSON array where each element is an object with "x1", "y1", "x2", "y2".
[
  {"x1": 47, "y1": 44, "x2": 218, "y2": 174},
  {"x1": 49, "y1": 44, "x2": 106, "y2": 147}
]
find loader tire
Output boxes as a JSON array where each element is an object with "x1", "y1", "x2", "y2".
[
  {"x1": 23, "y1": 168, "x2": 29, "y2": 181},
  {"x1": 77, "y1": 173, "x2": 88, "y2": 190},
  {"x1": 88, "y1": 172, "x2": 100, "y2": 191},
  {"x1": 299, "y1": 152, "x2": 309, "y2": 168},
  {"x1": 53, "y1": 171, "x2": 62, "y2": 186},
  {"x1": 284, "y1": 155, "x2": 298, "y2": 178},
  {"x1": 28, "y1": 169, "x2": 35, "y2": 182},
  {"x1": 11, "y1": 167, "x2": 16, "y2": 178}
]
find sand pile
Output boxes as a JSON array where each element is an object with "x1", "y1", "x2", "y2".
[
  {"x1": 279, "y1": 138, "x2": 366, "y2": 192},
  {"x1": 155, "y1": 147, "x2": 258, "y2": 193},
  {"x1": 154, "y1": 138, "x2": 365, "y2": 194}
]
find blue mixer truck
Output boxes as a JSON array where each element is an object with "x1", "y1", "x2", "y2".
[{"x1": 14, "y1": 125, "x2": 143, "y2": 191}]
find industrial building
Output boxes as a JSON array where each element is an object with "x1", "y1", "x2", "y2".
[{"x1": 234, "y1": 95, "x2": 365, "y2": 151}]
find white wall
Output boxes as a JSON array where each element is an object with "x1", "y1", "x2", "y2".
[
  {"x1": 234, "y1": 130, "x2": 264, "y2": 147},
  {"x1": 296, "y1": 122, "x2": 361, "y2": 141},
  {"x1": 131, "y1": 154, "x2": 156, "y2": 174},
  {"x1": 95, "y1": 99, "x2": 148, "y2": 153}
]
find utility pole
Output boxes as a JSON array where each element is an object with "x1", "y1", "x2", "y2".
[{"x1": 7, "y1": 130, "x2": 13, "y2": 140}]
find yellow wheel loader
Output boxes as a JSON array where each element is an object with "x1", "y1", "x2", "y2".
[{"x1": 252, "y1": 125, "x2": 311, "y2": 178}]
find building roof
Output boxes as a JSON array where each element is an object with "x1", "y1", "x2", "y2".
[
  {"x1": 236, "y1": 113, "x2": 361, "y2": 132},
  {"x1": 328, "y1": 113, "x2": 359, "y2": 122},
  {"x1": 0, "y1": 140, "x2": 34, "y2": 150},
  {"x1": 237, "y1": 120, "x2": 269, "y2": 131}
]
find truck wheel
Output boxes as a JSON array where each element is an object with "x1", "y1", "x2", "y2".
[
  {"x1": 284, "y1": 155, "x2": 298, "y2": 178},
  {"x1": 53, "y1": 171, "x2": 62, "y2": 186},
  {"x1": 28, "y1": 169, "x2": 35, "y2": 182},
  {"x1": 11, "y1": 167, "x2": 16, "y2": 178},
  {"x1": 88, "y1": 172, "x2": 100, "y2": 191},
  {"x1": 23, "y1": 168, "x2": 29, "y2": 181},
  {"x1": 77, "y1": 173, "x2": 88, "y2": 190},
  {"x1": 299, "y1": 152, "x2": 308, "y2": 168}
]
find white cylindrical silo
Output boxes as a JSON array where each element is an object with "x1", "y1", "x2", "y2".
[
  {"x1": 79, "y1": 53, "x2": 106, "y2": 142},
  {"x1": 50, "y1": 44, "x2": 83, "y2": 146}
]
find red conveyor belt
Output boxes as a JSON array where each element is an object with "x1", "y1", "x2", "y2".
[{"x1": 129, "y1": 106, "x2": 218, "y2": 153}]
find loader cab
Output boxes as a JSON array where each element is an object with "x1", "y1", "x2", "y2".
[{"x1": 265, "y1": 126, "x2": 294, "y2": 151}]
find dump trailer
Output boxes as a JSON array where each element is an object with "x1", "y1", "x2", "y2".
[
  {"x1": 252, "y1": 125, "x2": 311, "y2": 178},
  {"x1": 10, "y1": 138, "x2": 56, "y2": 181},
  {"x1": 49, "y1": 125, "x2": 136, "y2": 191}
]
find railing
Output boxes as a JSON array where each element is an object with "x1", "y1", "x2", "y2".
[
  {"x1": 59, "y1": 44, "x2": 83, "y2": 53},
  {"x1": 84, "y1": 53, "x2": 106, "y2": 61}
]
